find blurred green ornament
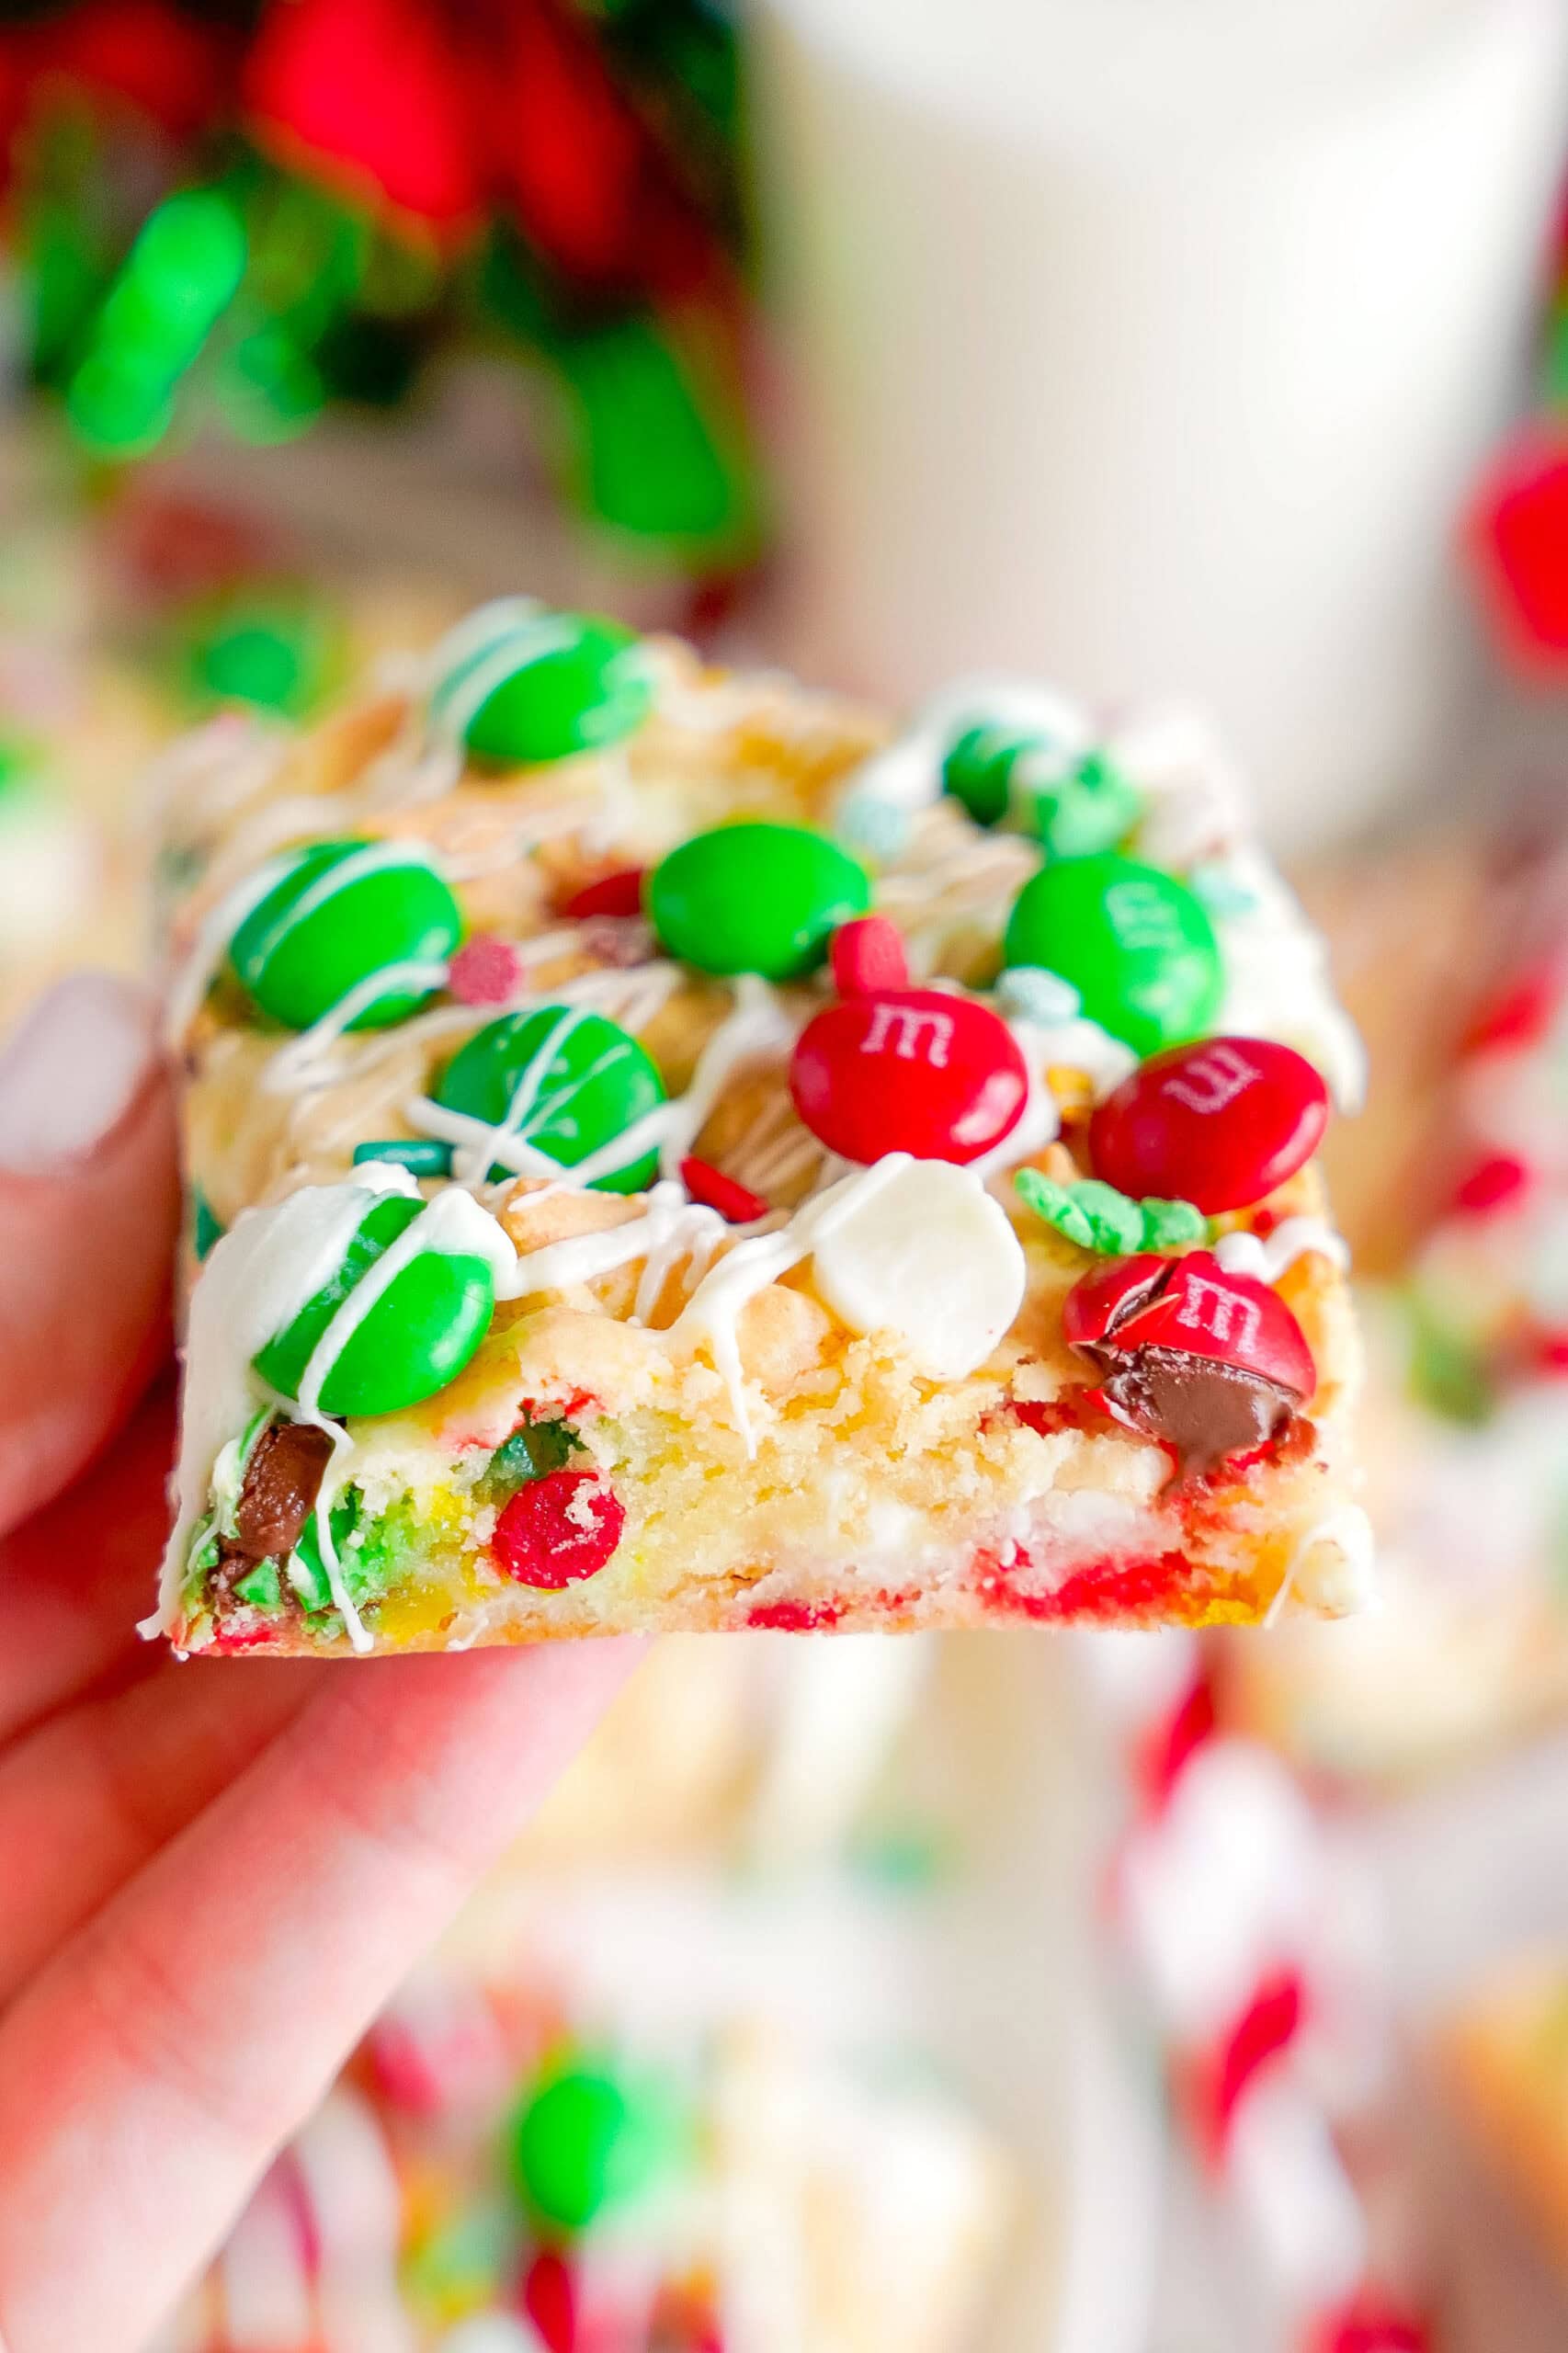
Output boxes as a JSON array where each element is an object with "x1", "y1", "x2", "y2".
[
  {"x1": 65, "y1": 186, "x2": 248, "y2": 456},
  {"x1": 555, "y1": 313, "x2": 761, "y2": 564},
  {"x1": 182, "y1": 593, "x2": 340, "y2": 717},
  {"x1": 509, "y1": 2058, "x2": 681, "y2": 2231},
  {"x1": 216, "y1": 324, "x2": 326, "y2": 444}
]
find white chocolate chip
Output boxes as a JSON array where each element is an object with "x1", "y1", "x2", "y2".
[{"x1": 811, "y1": 1158, "x2": 1025, "y2": 1380}]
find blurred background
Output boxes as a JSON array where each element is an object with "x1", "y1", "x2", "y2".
[{"x1": 6, "y1": 2, "x2": 1568, "y2": 2347}]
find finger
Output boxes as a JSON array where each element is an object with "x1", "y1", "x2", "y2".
[
  {"x1": 0, "y1": 1638, "x2": 644, "y2": 2353},
  {"x1": 0, "y1": 972, "x2": 179, "y2": 1534},
  {"x1": 0, "y1": 1655, "x2": 324, "y2": 2007},
  {"x1": 0, "y1": 1380, "x2": 176, "y2": 1748}
]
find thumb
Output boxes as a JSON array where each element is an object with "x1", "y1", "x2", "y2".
[{"x1": 0, "y1": 973, "x2": 179, "y2": 1533}]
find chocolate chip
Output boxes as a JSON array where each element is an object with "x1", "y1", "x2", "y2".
[
  {"x1": 229, "y1": 1420, "x2": 335, "y2": 1563},
  {"x1": 1092, "y1": 1344, "x2": 1298, "y2": 1478}
]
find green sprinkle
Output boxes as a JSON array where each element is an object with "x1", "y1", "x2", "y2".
[
  {"x1": 1014, "y1": 1169, "x2": 1095, "y2": 1248},
  {"x1": 1015, "y1": 1167, "x2": 1210, "y2": 1256},
  {"x1": 192, "y1": 1188, "x2": 224, "y2": 1261},
  {"x1": 1140, "y1": 1196, "x2": 1210, "y2": 1250},
  {"x1": 487, "y1": 1416, "x2": 577, "y2": 1491},
  {"x1": 351, "y1": 1137, "x2": 455, "y2": 1177},
  {"x1": 1067, "y1": 1178, "x2": 1147, "y2": 1255},
  {"x1": 232, "y1": 1560, "x2": 284, "y2": 1611}
]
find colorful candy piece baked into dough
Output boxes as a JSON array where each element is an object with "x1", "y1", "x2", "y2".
[{"x1": 149, "y1": 604, "x2": 1369, "y2": 1654}]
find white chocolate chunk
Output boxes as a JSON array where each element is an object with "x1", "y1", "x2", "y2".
[{"x1": 811, "y1": 1159, "x2": 1025, "y2": 1380}]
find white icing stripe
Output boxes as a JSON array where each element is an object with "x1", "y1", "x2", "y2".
[
  {"x1": 452, "y1": 1004, "x2": 594, "y2": 1188},
  {"x1": 498, "y1": 1180, "x2": 727, "y2": 1303},
  {"x1": 430, "y1": 608, "x2": 582, "y2": 742},
  {"x1": 262, "y1": 959, "x2": 452, "y2": 1095},
  {"x1": 655, "y1": 974, "x2": 798, "y2": 1178},
  {"x1": 424, "y1": 595, "x2": 542, "y2": 695},
  {"x1": 1214, "y1": 1217, "x2": 1348, "y2": 1284},
  {"x1": 238, "y1": 837, "x2": 447, "y2": 975},
  {"x1": 163, "y1": 848, "x2": 302, "y2": 1049},
  {"x1": 407, "y1": 1096, "x2": 568, "y2": 1182}
]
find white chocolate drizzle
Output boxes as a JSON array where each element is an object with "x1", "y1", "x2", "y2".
[
  {"x1": 1215, "y1": 1218, "x2": 1349, "y2": 1285},
  {"x1": 262, "y1": 959, "x2": 452, "y2": 1095},
  {"x1": 500, "y1": 1178, "x2": 732, "y2": 1312}
]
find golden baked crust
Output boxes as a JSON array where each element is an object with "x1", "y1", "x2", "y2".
[{"x1": 151, "y1": 617, "x2": 1366, "y2": 1653}]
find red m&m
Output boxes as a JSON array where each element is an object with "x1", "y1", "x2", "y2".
[
  {"x1": 790, "y1": 987, "x2": 1028, "y2": 1166},
  {"x1": 493, "y1": 1469, "x2": 625, "y2": 1588},
  {"x1": 1089, "y1": 1036, "x2": 1328, "y2": 1215},
  {"x1": 1064, "y1": 1250, "x2": 1316, "y2": 1404}
]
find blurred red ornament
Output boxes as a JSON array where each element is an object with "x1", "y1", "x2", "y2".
[
  {"x1": 519, "y1": 2246, "x2": 577, "y2": 2350},
  {"x1": 1470, "y1": 424, "x2": 1568, "y2": 672},
  {"x1": 1312, "y1": 2298, "x2": 1429, "y2": 2353},
  {"x1": 1451, "y1": 1150, "x2": 1533, "y2": 1215},
  {"x1": 17, "y1": 1, "x2": 233, "y2": 138},
  {"x1": 246, "y1": 0, "x2": 483, "y2": 241}
]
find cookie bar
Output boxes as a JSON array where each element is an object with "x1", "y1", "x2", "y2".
[{"x1": 148, "y1": 601, "x2": 1368, "y2": 1654}]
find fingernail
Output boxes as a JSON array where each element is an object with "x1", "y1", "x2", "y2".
[{"x1": 0, "y1": 972, "x2": 157, "y2": 1172}]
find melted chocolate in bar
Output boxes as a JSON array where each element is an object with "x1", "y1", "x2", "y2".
[
  {"x1": 1095, "y1": 1344, "x2": 1298, "y2": 1479},
  {"x1": 228, "y1": 1420, "x2": 335, "y2": 1563}
]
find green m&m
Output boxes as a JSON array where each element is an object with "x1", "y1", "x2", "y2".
[
  {"x1": 649, "y1": 821, "x2": 870, "y2": 982},
  {"x1": 1003, "y1": 851, "x2": 1222, "y2": 1057},
  {"x1": 430, "y1": 603, "x2": 653, "y2": 765},
  {"x1": 943, "y1": 726, "x2": 1140, "y2": 858},
  {"x1": 1022, "y1": 749, "x2": 1141, "y2": 861},
  {"x1": 435, "y1": 1004, "x2": 665, "y2": 1191},
  {"x1": 228, "y1": 837, "x2": 461, "y2": 1031},
  {"x1": 509, "y1": 2059, "x2": 680, "y2": 2230},
  {"x1": 942, "y1": 722, "x2": 1040, "y2": 829},
  {"x1": 253, "y1": 1190, "x2": 504, "y2": 1418}
]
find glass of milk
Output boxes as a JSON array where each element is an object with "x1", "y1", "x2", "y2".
[{"x1": 747, "y1": 0, "x2": 1568, "y2": 851}]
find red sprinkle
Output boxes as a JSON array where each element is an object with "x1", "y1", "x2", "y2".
[
  {"x1": 519, "y1": 2247, "x2": 577, "y2": 2351},
  {"x1": 746, "y1": 1597, "x2": 843, "y2": 1631},
  {"x1": 1452, "y1": 1150, "x2": 1533, "y2": 1215},
  {"x1": 449, "y1": 934, "x2": 524, "y2": 1006},
  {"x1": 830, "y1": 915, "x2": 910, "y2": 997},
  {"x1": 1463, "y1": 958, "x2": 1565, "y2": 1054},
  {"x1": 680, "y1": 1154, "x2": 767, "y2": 1223},
  {"x1": 492, "y1": 1471, "x2": 625, "y2": 1588},
  {"x1": 561, "y1": 866, "x2": 647, "y2": 921}
]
